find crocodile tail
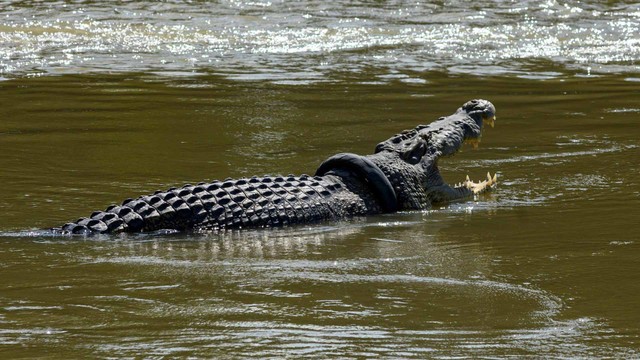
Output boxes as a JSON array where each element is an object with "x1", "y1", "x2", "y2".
[
  {"x1": 52, "y1": 210, "x2": 127, "y2": 235},
  {"x1": 51, "y1": 183, "x2": 215, "y2": 235}
]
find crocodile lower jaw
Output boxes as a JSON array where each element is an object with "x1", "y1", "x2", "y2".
[{"x1": 455, "y1": 172, "x2": 498, "y2": 195}]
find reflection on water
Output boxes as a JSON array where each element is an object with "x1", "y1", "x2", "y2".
[
  {"x1": 1, "y1": 1, "x2": 639, "y2": 79},
  {"x1": 0, "y1": 218, "x2": 628, "y2": 357}
]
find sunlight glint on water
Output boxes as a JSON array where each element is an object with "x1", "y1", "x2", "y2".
[
  {"x1": 1, "y1": 1, "x2": 639, "y2": 79},
  {"x1": 1, "y1": 1, "x2": 640, "y2": 358}
]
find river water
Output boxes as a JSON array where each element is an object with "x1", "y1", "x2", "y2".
[{"x1": 1, "y1": 1, "x2": 640, "y2": 358}]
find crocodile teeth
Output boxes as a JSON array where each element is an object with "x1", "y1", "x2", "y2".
[{"x1": 462, "y1": 172, "x2": 498, "y2": 194}]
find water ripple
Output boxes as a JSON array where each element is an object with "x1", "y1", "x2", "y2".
[{"x1": 1, "y1": 1, "x2": 639, "y2": 79}]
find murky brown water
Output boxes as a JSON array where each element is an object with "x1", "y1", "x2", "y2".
[
  {"x1": 1, "y1": 72, "x2": 639, "y2": 357},
  {"x1": 2, "y1": 0, "x2": 640, "y2": 357}
]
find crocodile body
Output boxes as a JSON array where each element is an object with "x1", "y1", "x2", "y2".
[{"x1": 52, "y1": 99, "x2": 497, "y2": 235}]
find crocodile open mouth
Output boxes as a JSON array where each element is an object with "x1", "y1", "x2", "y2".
[
  {"x1": 456, "y1": 114, "x2": 498, "y2": 195},
  {"x1": 455, "y1": 171, "x2": 498, "y2": 195}
]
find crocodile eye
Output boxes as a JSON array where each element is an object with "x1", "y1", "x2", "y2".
[{"x1": 402, "y1": 141, "x2": 427, "y2": 164}]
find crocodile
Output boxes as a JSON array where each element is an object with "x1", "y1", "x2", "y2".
[{"x1": 52, "y1": 99, "x2": 497, "y2": 235}]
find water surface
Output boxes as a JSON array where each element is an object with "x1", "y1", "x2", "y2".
[
  {"x1": 1, "y1": 0, "x2": 639, "y2": 79},
  {"x1": 1, "y1": 1, "x2": 640, "y2": 358}
]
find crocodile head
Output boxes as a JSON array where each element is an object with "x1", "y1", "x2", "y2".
[{"x1": 369, "y1": 99, "x2": 497, "y2": 208}]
